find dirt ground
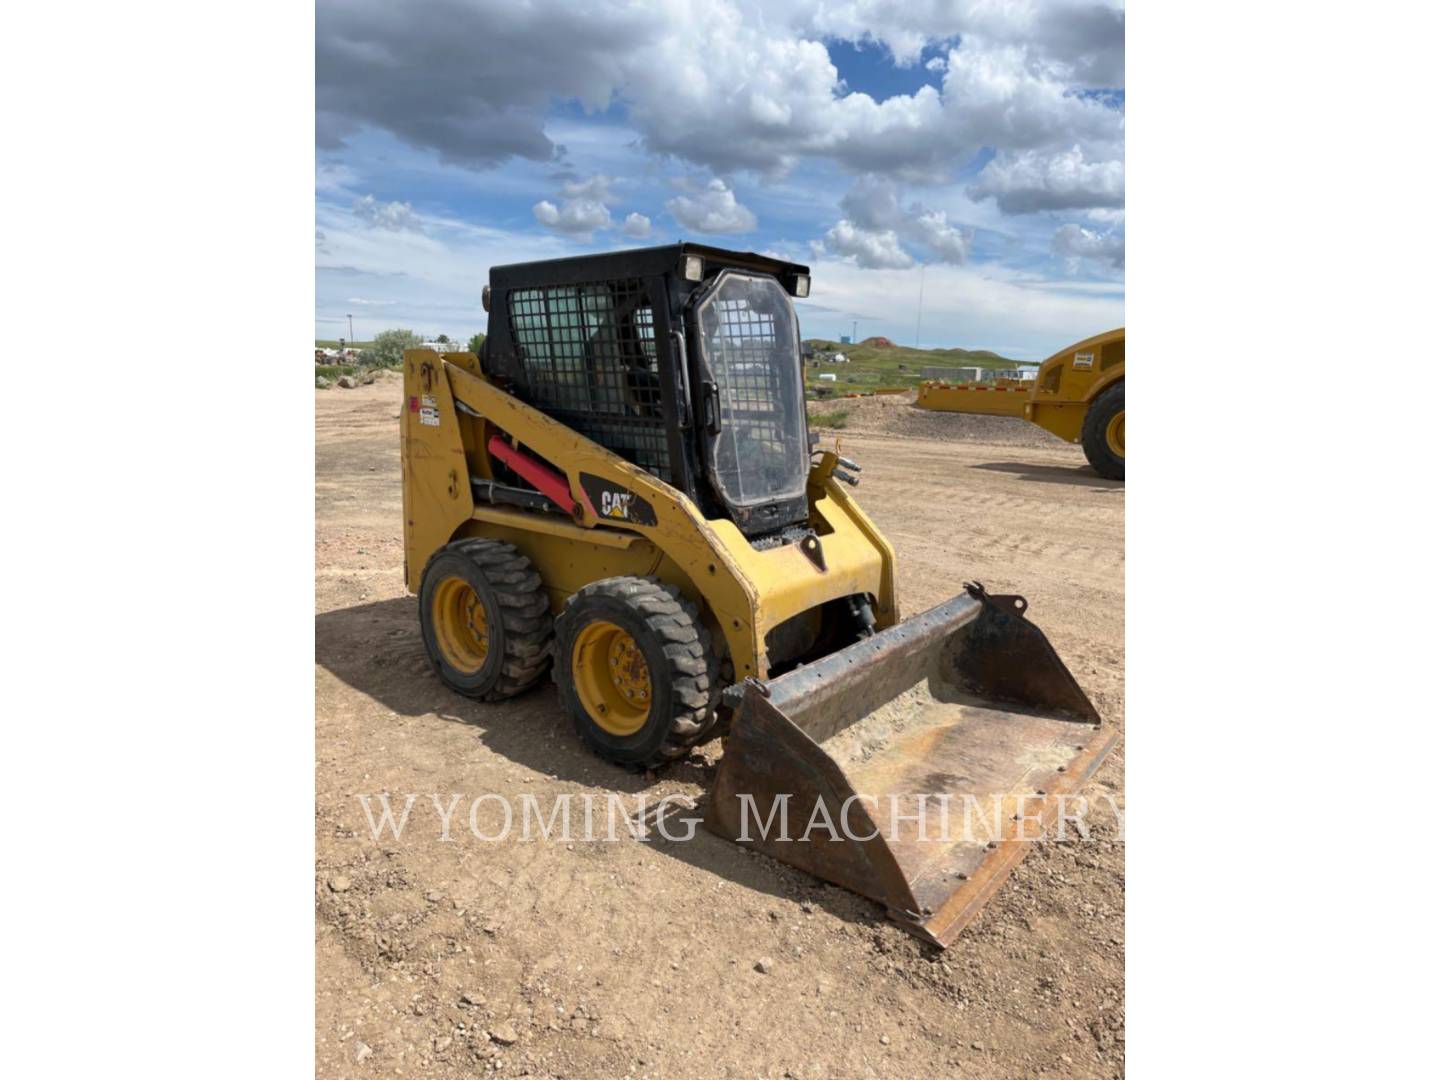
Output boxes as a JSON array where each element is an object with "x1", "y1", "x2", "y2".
[{"x1": 316, "y1": 377, "x2": 1125, "y2": 1079}]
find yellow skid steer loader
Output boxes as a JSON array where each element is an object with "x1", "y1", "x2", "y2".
[{"x1": 401, "y1": 244, "x2": 1115, "y2": 945}]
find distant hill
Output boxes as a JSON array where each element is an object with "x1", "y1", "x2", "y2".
[
  {"x1": 935, "y1": 346, "x2": 1007, "y2": 362},
  {"x1": 803, "y1": 338, "x2": 1029, "y2": 392}
]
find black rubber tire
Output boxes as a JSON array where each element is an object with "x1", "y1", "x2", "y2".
[
  {"x1": 418, "y1": 538, "x2": 553, "y2": 701},
  {"x1": 1081, "y1": 381, "x2": 1125, "y2": 481},
  {"x1": 553, "y1": 577, "x2": 719, "y2": 770}
]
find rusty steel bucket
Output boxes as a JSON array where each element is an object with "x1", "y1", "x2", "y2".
[{"x1": 707, "y1": 584, "x2": 1116, "y2": 947}]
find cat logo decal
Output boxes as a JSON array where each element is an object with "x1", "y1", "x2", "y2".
[{"x1": 578, "y1": 474, "x2": 658, "y2": 527}]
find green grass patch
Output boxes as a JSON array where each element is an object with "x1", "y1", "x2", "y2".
[
  {"x1": 315, "y1": 363, "x2": 356, "y2": 380},
  {"x1": 803, "y1": 338, "x2": 1030, "y2": 391},
  {"x1": 809, "y1": 408, "x2": 852, "y2": 429}
]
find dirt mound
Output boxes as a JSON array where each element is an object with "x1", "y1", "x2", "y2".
[
  {"x1": 808, "y1": 392, "x2": 1067, "y2": 449},
  {"x1": 860, "y1": 336, "x2": 896, "y2": 348}
]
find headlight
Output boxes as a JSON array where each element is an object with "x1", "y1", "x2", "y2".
[
  {"x1": 793, "y1": 274, "x2": 810, "y2": 298},
  {"x1": 683, "y1": 255, "x2": 704, "y2": 282},
  {"x1": 482, "y1": 284, "x2": 491, "y2": 312}
]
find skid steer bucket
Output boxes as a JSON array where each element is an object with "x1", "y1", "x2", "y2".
[{"x1": 707, "y1": 584, "x2": 1116, "y2": 947}]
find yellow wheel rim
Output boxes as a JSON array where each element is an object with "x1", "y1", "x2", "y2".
[
  {"x1": 571, "y1": 620, "x2": 652, "y2": 736},
  {"x1": 431, "y1": 577, "x2": 489, "y2": 673},
  {"x1": 1106, "y1": 410, "x2": 1125, "y2": 457}
]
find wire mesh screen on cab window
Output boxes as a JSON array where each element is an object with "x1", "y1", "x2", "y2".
[
  {"x1": 696, "y1": 273, "x2": 807, "y2": 508},
  {"x1": 507, "y1": 279, "x2": 670, "y2": 481}
]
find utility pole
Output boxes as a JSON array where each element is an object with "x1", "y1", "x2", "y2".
[
  {"x1": 851, "y1": 319, "x2": 857, "y2": 342},
  {"x1": 347, "y1": 313, "x2": 354, "y2": 345}
]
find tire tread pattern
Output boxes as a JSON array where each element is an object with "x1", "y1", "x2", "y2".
[
  {"x1": 426, "y1": 538, "x2": 554, "y2": 701},
  {"x1": 1081, "y1": 380, "x2": 1125, "y2": 481},
  {"x1": 556, "y1": 576, "x2": 719, "y2": 768}
]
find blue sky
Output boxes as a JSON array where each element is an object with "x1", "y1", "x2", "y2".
[{"x1": 316, "y1": 1, "x2": 1124, "y2": 360}]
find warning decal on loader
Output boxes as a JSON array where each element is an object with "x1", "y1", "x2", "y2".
[
  {"x1": 579, "y1": 473, "x2": 658, "y2": 526},
  {"x1": 1073, "y1": 352, "x2": 1095, "y2": 370},
  {"x1": 418, "y1": 407, "x2": 440, "y2": 427}
]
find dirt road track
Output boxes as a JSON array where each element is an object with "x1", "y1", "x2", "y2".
[{"x1": 316, "y1": 379, "x2": 1124, "y2": 1078}]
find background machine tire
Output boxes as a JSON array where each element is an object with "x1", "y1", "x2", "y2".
[
  {"x1": 1081, "y1": 381, "x2": 1125, "y2": 481},
  {"x1": 419, "y1": 538, "x2": 554, "y2": 701},
  {"x1": 553, "y1": 577, "x2": 720, "y2": 770}
]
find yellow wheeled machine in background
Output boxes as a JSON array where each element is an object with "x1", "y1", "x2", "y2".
[
  {"x1": 401, "y1": 243, "x2": 1115, "y2": 945},
  {"x1": 916, "y1": 327, "x2": 1125, "y2": 480}
]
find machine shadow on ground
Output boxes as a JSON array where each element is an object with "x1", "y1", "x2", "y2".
[
  {"x1": 971, "y1": 461, "x2": 1124, "y2": 490},
  {"x1": 315, "y1": 596, "x2": 889, "y2": 936}
]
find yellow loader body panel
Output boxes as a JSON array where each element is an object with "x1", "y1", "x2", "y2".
[{"x1": 401, "y1": 350, "x2": 896, "y2": 681}]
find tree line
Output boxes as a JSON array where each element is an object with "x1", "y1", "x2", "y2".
[{"x1": 344, "y1": 329, "x2": 486, "y2": 368}]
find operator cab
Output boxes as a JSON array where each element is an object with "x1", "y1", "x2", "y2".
[{"x1": 480, "y1": 243, "x2": 814, "y2": 540}]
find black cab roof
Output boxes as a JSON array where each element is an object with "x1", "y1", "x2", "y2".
[{"x1": 489, "y1": 242, "x2": 809, "y2": 289}]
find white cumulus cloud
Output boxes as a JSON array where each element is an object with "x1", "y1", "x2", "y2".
[
  {"x1": 914, "y1": 209, "x2": 971, "y2": 264},
  {"x1": 797, "y1": 0, "x2": 1125, "y2": 84},
  {"x1": 317, "y1": 1, "x2": 1124, "y2": 186},
  {"x1": 666, "y1": 178, "x2": 757, "y2": 234},
  {"x1": 1053, "y1": 223, "x2": 1125, "y2": 270},
  {"x1": 621, "y1": 212, "x2": 652, "y2": 239},
  {"x1": 970, "y1": 146, "x2": 1124, "y2": 214},
  {"x1": 533, "y1": 197, "x2": 613, "y2": 240},
  {"x1": 822, "y1": 220, "x2": 914, "y2": 269},
  {"x1": 820, "y1": 176, "x2": 973, "y2": 267},
  {"x1": 352, "y1": 194, "x2": 422, "y2": 232},
  {"x1": 559, "y1": 173, "x2": 620, "y2": 204}
]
